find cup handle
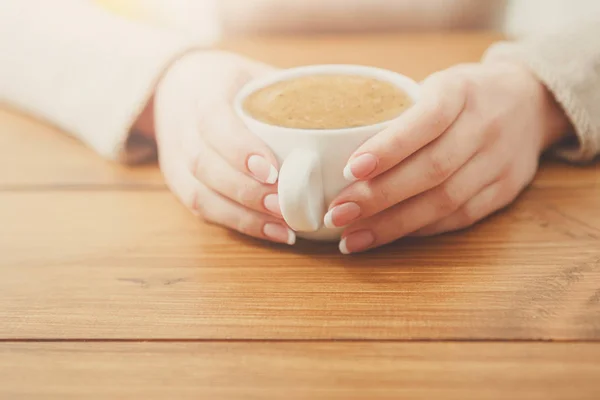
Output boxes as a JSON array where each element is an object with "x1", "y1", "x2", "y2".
[{"x1": 278, "y1": 149, "x2": 325, "y2": 232}]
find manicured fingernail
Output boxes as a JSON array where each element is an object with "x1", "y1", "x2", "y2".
[
  {"x1": 343, "y1": 153, "x2": 378, "y2": 182},
  {"x1": 339, "y1": 230, "x2": 375, "y2": 254},
  {"x1": 263, "y1": 194, "x2": 282, "y2": 217},
  {"x1": 263, "y1": 223, "x2": 296, "y2": 245},
  {"x1": 324, "y1": 202, "x2": 361, "y2": 228},
  {"x1": 248, "y1": 155, "x2": 278, "y2": 184}
]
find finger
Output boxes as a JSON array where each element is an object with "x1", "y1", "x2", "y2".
[
  {"x1": 327, "y1": 116, "x2": 487, "y2": 229},
  {"x1": 157, "y1": 123, "x2": 203, "y2": 215},
  {"x1": 160, "y1": 145, "x2": 294, "y2": 245},
  {"x1": 200, "y1": 101, "x2": 280, "y2": 185},
  {"x1": 409, "y1": 181, "x2": 516, "y2": 237},
  {"x1": 200, "y1": 184, "x2": 296, "y2": 245},
  {"x1": 342, "y1": 70, "x2": 468, "y2": 182},
  {"x1": 157, "y1": 118, "x2": 293, "y2": 244},
  {"x1": 337, "y1": 152, "x2": 501, "y2": 254},
  {"x1": 190, "y1": 138, "x2": 283, "y2": 218}
]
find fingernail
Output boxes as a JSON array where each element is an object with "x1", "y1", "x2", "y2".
[
  {"x1": 263, "y1": 194, "x2": 282, "y2": 217},
  {"x1": 343, "y1": 153, "x2": 378, "y2": 182},
  {"x1": 339, "y1": 230, "x2": 375, "y2": 254},
  {"x1": 263, "y1": 223, "x2": 296, "y2": 245},
  {"x1": 248, "y1": 155, "x2": 278, "y2": 184},
  {"x1": 324, "y1": 202, "x2": 361, "y2": 228}
]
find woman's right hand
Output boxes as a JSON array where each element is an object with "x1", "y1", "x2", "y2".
[{"x1": 152, "y1": 51, "x2": 296, "y2": 245}]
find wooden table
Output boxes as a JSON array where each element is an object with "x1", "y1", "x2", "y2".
[{"x1": 1, "y1": 33, "x2": 599, "y2": 399}]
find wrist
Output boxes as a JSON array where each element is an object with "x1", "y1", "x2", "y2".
[
  {"x1": 537, "y1": 80, "x2": 572, "y2": 151},
  {"x1": 489, "y1": 59, "x2": 572, "y2": 152}
]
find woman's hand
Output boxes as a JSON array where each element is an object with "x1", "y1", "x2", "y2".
[
  {"x1": 325, "y1": 62, "x2": 571, "y2": 254},
  {"x1": 150, "y1": 51, "x2": 296, "y2": 245}
]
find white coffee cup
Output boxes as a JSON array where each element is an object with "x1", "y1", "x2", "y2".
[{"x1": 235, "y1": 65, "x2": 420, "y2": 241}]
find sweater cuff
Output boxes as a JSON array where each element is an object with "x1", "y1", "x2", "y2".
[
  {"x1": 483, "y1": 32, "x2": 600, "y2": 163},
  {"x1": 96, "y1": 43, "x2": 205, "y2": 165}
]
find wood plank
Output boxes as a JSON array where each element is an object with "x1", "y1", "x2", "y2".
[
  {"x1": 533, "y1": 159, "x2": 600, "y2": 189},
  {"x1": 1, "y1": 342, "x2": 599, "y2": 400},
  {"x1": 1, "y1": 190, "x2": 599, "y2": 339}
]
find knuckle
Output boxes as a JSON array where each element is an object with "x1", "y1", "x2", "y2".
[
  {"x1": 184, "y1": 187, "x2": 205, "y2": 217},
  {"x1": 427, "y1": 94, "x2": 452, "y2": 125},
  {"x1": 434, "y1": 76, "x2": 468, "y2": 115},
  {"x1": 480, "y1": 114, "x2": 503, "y2": 143},
  {"x1": 497, "y1": 164, "x2": 513, "y2": 183},
  {"x1": 235, "y1": 181, "x2": 262, "y2": 207},
  {"x1": 435, "y1": 183, "x2": 462, "y2": 215},
  {"x1": 355, "y1": 181, "x2": 395, "y2": 214},
  {"x1": 236, "y1": 214, "x2": 259, "y2": 237},
  {"x1": 459, "y1": 73, "x2": 476, "y2": 97},
  {"x1": 372, "y1": 212, "x2": 408, "y2": 244},
  {"x1": 189, "y1": 152, "x2": 202, "y2": 177},
  {"x1": 493, "y1": 153, "x2": 515, "y2": 180},
  {"x1": 486, "y1": 113, "x2": 502, "y2": 133},
  {"x1": 427, "y1": 151, "x2": 454, "y2": 182},
  {"x1": 452, "y1": 74, "x2": 472, "y2": 110},
  {"x1": 373, "y1": 182, "x2": 394, "y2": 207},
  {"x1": 459, "y1": 204, "x2": 479, "y2": 225},
  {"x1": 385, "y1": 128, "x2": 407, "y2": 153},
  {"x1": 190, "y1": 147, "x2": 208, "y2": 179}
]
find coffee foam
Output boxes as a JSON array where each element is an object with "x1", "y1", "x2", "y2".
[{"x1": 243, "y1": 74, "x2": 412, "y2": 130}]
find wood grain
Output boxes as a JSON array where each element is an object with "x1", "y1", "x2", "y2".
[
  {"x1": 534, "y1": 159, "x2": 600, "y2": 189},
  {"x1": 2, "y1": 342, "x2": 599, "y2": 400},
  {"x1": 2, "y1": 190, "x2": 599, "y2": 340}
]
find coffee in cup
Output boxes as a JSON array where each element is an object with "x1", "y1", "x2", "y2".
[
  {"x1": 243, "y1": 74, "x2": 413, "y2": 130},
  {"x1": 235, "y1": 65, "x2": 420, "y2": 241}
]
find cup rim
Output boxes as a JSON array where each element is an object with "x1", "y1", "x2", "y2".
[{"x1": 234, "y1": 64, "x2": 421, "y2": 136}]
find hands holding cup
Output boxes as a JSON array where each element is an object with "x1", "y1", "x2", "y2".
[
  {"x1": 327, "y1": 62, "x2": 570, "y2": 253},
  {"x1": 153, "y1": 51, "x2": 296, "y2": 246},
  {"x1": 150, "y1": 51, "x2": 570, "y2": 254}
]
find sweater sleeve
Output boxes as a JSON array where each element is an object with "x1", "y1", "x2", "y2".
[
  {"x1": 483, "y1": 20, "x2": 600, "y2": 163},
  {"x1": 0, "y1": 0, "x2": 208, "y2": 163}
]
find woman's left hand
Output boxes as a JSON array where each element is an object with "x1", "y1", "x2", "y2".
[{"x1": 325, "y1": 62, "x2": 571, "y2": 254}]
